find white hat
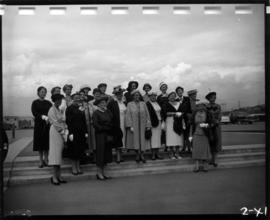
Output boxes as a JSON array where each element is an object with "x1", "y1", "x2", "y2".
[{"x1": 159, "y1": 82, "x2": 168, "y2": 89}]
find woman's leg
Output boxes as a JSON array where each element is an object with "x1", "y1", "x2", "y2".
[
  {"x1": 151, "y1": 149, "x2": 156, "y2": 160},
  {"x1": 71, "y1": 160, "x2": 77, "y2": 174},
  {"x1": 135, "y1": 150, "x2": 140, "y2": 162},
  {"x1": 44, "y1": 151, "x2": 49, "y2": 165},
  {"x1": 140, "y1": 151, "x2": 146, "y2": 162},
  {"x1": 52, "y1": 165, "x2": 59, "y2": 182},
  {"x1": 38, "y1": 151, "x2": 44, "y2": 167},
  {"x1": 76, "y1": 160, "x2": 82, "y2": 173},
  {"x1": 116, "y1": 148, "x2": 121, "y2": 163},
  {"x1": 96, "y1": 166, "x2": 105, "y2": 179},
  {"x1": 193, "y1": 160, "x2": 199, "y2": 172}
]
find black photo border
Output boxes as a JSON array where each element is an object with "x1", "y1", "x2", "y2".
[{"x1": 0, "y1": 0, "x2": 269, "y2": 220}]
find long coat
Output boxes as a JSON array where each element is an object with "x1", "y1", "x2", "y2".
[
  {"x1": 31, "y1": 99, "x2": 52, "y2": 152},
  {"x1": 125, "y1": 101, "x2": 151, "y2": 151},
  {"x1": 206, "y1": 103, "x2": 222, "y2": 153},
  {"x1": 107, "y1": 99, "x2": 125, "y2": 149},
  {"x1": 92, "y1": 109, "x2": 114, "y2": 167},
  {"x1": 65, "y1": 104, "x2": 88, "y2": 160}
]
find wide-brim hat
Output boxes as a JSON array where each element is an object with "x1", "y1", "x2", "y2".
[
  {"x1": 113, "y1": 85, "x2": 126, "y2": 94},
  {"x1": 148, "y1": 92, "x2": 157, "y2": 96},
  {"x1": 187, "y1": 89, "x2": 197, "y2": 96},
  {"x1": 63, "y1": 84, "x2": 73, "y2": 92},
  {"x1": 205, "y1": 91, "x2": 216, "y2": 100},
  {"x1": 80, "y1": 84, "x2": 91, "y2": 92},
  {"x1": 130, "y1": 89, "x2": 141, "y2": 96},
  {"x1": 143, "y1": 83, "x2": 152, "y2": 91},
  {"x1": 51, "y1": 94, "x2": 64, "y2": 102},
  {"x1": 98, "y1": 83, "x2": 107, "y2": 88},
  {"x1": 159, "y1": 82, "x2": 168, "y2": 90},
  {"x1": 93, "y1": 95, "x2": 108, "y2": 106},
  {"x1": 127, "y1": 81, "x2": 139, "y2": 90}
]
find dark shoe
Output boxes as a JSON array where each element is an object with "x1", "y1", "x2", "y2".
[
  {"x1": 140, "y1": 155, "x2": 146, "y2": 163},
  {"x1": 77, "y1": 171, "x2": 84, "y2": 175},
  {"x1": 96, "y1": 174, "x2": 105, "y2": 180},
  {"x1": 155, "y1": 154, "x2": 164, "y2": 160},
  {"x1": 202, "y1": 168, "x2": 208, "y2": 172},
  {"x1": 193, "y1": 168, "x2": 200, "y2": 173},
  {"x1": 58, "y1": 178, "x2": 67, "y2": 183},
  {"x1": 103, "y1": 175, "x2": 112, "y2": 179},
  {"x1": 39, "y1": 163, "x2": 44, "y2": 168},
  {"x1": 50, "y1": 177, "x2": 60, "y2": 185},
  {"x1": 116, "y1": 160, "x2": 120, "y2": 164},
  {"x1": 135, "y1": 155, "x2": 140, "y2": 163},
  {"x1": 213, "y1": 163, "x2": 218, "y2": 167},
  {"x1": 152, "y1": 155, "x2": 156, "y2": 160},
  {"x1": 43, "y1": 160, "x2": 48, "y2": 167},
  {"x1": 72, "y1": 172, "x2": 78, "y2": 175}
]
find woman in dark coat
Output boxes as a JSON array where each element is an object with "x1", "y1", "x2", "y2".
[
  {"x1": 93, "y1": 96, "x2": 114, "y2": 180},
  {"x1": 66, "y1": 93, "x2": 88, "y2": 175},
  {"x1": 107, "y1": 86, "x2": 126, "y2": 163},
  {"x1": 189, "y1": 104, "x2": 212, "y2": 172},
  {"x1": 1, "y1": 128, "x2": 9, "y2": 163},
  {"x1": 31, "y1": 86, "x2": 52, "y2": 168},
  {"x1": 124, "y1": 81, "x2": 143, "y2": 105},
  {"x1": 205, "y1": 92, "x2": 222, "y2": 167}
]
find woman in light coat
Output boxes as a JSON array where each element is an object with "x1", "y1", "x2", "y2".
[{"x1": 125, "y1": 90, "x2": 151, "y2": 163}]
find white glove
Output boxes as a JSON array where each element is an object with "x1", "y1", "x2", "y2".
[
  {"x1": 200, "y1": 123, "x2": 209, "y2": 128},
  {"x1": 85, "y1": 133, "x2": 88, "y2": 138},
  {"x1": 3, "y1": 143, "x2": 8, "y2": 150},
  {"x1": 69, "y1": 134, "x2": 74, "y2": 141},
  {"x1": 176, "y1": 112, "x2": 182, "y2": 117},
  {"x1": 188, "y1": 137, "x2": 193, "y2": 142},
  {"x1": 161, "y1": 122, "x2": 166, "y2": 130},
  {"x1": 130, "y1": 127, "x2": 134, "y2": 132},
  {"x1": 41, "y1": 115, "x2": 48, "y2": 121}
]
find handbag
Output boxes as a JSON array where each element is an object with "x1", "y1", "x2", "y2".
[{"x1": 145, "y1": 129, "x2": 152, "y2": 140}]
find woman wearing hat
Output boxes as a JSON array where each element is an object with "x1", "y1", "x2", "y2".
[
  {"x1": 92, "y1": 95, "x2": 114, "y2": 180},
  {"x1": 107, "y1": 86, "x2": 127, "y2": 163},
  {"x1": 31, "y1": 86, "x2": 52, "y2": 168},
  {"x1": 124, "y1": 81, "x2": 143, "y2": 105},
  {"x1": 189, "y1": 104, "x2": 212, "y2": 172},
  {"x1": 161, "y1": 91, "x2": 185, "y2": 159},
  {"x1": 62, "y1": 84, "x2": 73, "y2": 107},
  {"x1": 66, "y1": 93, "x2": 88, "y2": 175},
  {"x1": 146, "y1": 92, "x2": 163, "y2": 160},
  {"x1": 80, "y1": 84, "x2": 94, "y2": 102},
  {"x1": 205, "y1": 92, "x2": 222, "y2": 167},
  {"x1": 142, "y1": 83, "x2": 152, "y2": 103},
  {"x1": 125, "y1": 90, "x2": 151, "y2": 163},
  {"x1": 157, "y1": 82, "x2": 169, "y2": 151},
  {"x1": 48, "y1": 94, "x2": 68, "y2": 185}
]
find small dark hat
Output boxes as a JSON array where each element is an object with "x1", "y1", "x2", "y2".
[
  {"x1": 175, "y1": 86, "x2": 184, "y2": 93},
  {"x1": 205, "y1": 92, "x2": 216, "y2": 100},
  {"x1": 71, "y1": 92, "x2": 80, "y2": 99},
  {"x1": 97, "y1": 83, "x2": 107, "y2": 88},
  {"x1": 143, "y1": 83, "x2": 152, "y2": 91},
  {"x1": 94, "y1": 95, "x2": 108, "y2": 106},
  {"x1": 92, "y1": 88, "x2": 101, "y2": 95},
  {"x1": 51, "y1": 94, "x2": 64, "y2": 102},
  {"x1": 168, "y1": 91, "x2": 177, "y2": 98},
  {"x1": 127, "y1": 81, "x2": 139, "y2": 90},
  {"x1": 51, "y1": 86, "x2": 61, "y2": 95},
  {"x1": 112, "y1": 85, "x2": 125, "y2": 94}
]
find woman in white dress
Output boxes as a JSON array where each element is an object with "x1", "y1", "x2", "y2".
[
  {"x1": 145, "y1": 92, "x2": 164, "y2": 160},
  {"x1": 48, "y1": 94, "x2": 68, "y2": 185},
  {"x1": 107, "y1": 86, "x2": 127, "y2": 163},
  {"x1": 161, "y1": 92, "x2": 184, "y2": 159}
]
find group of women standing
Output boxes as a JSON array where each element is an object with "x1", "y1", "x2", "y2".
[{"x1": 31, "y1": 80, "x2": 222, "y2": 185}]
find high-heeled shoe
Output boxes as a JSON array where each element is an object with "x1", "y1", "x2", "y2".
[
  {"x1": 140, "y1": 155, "x2": 146, "y2": 163},
  {"x1": 57, "y1": 178, "x2": 67, "y2": 183},
  {"x1": 135, "y1": 155, "x2": 140, "y2": 163},
  {"x1": 193, "y1": 168, "x2": 200, "y2": 173},
  {"x1": 43, "y1": 160, "x2": 48, "y2": 167},
  {"x1": 72, "y1": 171, "x2": 78, "y2": 175},
  {"x1": 103, "y1": 175, "x2": 112, "y2": 179},
  {"x1": 77, "y1": 171, "x2": 84, "y2": 175},
  {"x1": 50, "y1": 177, "x2": 60, "y2": 185},
  {"x1": 96, "y1": 174, "x2": 105, "y2": 180}
]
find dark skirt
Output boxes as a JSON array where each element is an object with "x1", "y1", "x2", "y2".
[
  {"x1": 67, "y1": 133, "x2": 87, "y2": 160},
  {"x1": 33, "y1": 121, "x2": 50, "y2": 152},
  {"x1": 95, "y1": 132, "x2": 113, "y2": 168},
  {"x1": 209, "y1": 125, "x2": 222, "y2": 153},
  {"x1": 192, "y1": 134, "x2": 211, "y2": 160}
]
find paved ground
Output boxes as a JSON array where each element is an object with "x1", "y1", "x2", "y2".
[{"x1": 4, "y1": 166, "x2": 265, "y2": 215}]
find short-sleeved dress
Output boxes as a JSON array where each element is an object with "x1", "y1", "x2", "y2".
[
  {"x1": 192, "y1": 111, "x2": 211, "y2": 160},
  {"x1": 31, "y1": 99, "x2": 52, "y2": 152}
]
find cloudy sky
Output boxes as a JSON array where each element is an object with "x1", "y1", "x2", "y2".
[{"x1": 3, "y1": 4, "x2": 265, "y2": 116}]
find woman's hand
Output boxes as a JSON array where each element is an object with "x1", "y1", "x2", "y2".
[
  {"x1": 130, "y1": 127, "x2": 134, "y2": 132},
  {"x1": 85, "y1": 133, "x2": 88, "y2": 138},
  {"x1": 41, "y1": 115, "x2": 48, "y2": 121},
  {"x1": 69, "y1": 134, "x2": 74, "y2": 141},
  {"x1": 176, "y1": 112, "x2": 182, "y2": 117},
  {"x1": 146, "y1": 127, "x2": 151, "y2": 130},
  {"x1": 161, "y1": 122, "x2": 166, "y2": 130},
  {"x1": 188, "y1": 136, "x2": 193, "y2": 142}
]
